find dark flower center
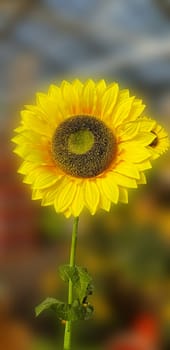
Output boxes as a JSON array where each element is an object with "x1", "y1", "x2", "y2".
[
  {"x1": 150, "y1": 131, "x2": 158, "y2": 147},
  {"x1": 52, "y1": 115, "x2": 117, "y2": 178}
]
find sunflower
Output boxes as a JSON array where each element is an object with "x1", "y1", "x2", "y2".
[
  {"x1": 148, "y1": 122, "x2": 169, "y2": 159},
  {"x1": 134, "y1": 116, "x2": 169, "y2": 160},
  {"x1": 12, "y1": 79, "x2": 169, "y2": 217}
]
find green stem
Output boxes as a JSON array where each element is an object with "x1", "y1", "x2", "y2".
[{"x1": 63, "y1": 216, "x2": 79, "y2": 350}]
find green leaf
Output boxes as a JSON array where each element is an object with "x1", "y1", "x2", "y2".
[
  {"x1": 68, "y1": 299, "x2": 94, "y2": 321},
  {"x1": 58, "y1": 264, "x2": 79, "y2": 284},
  {"x1": 58, "y1": 264, "x2": 94, "y2": 303},
  {"x1": 35, "y1": 297, "x2": 68, "y2": 320},
  {"x1": 35, "y1": 297, "x2": 94, "y2": 322},
  {"x1": 74, "y1": 266, "x2": 94, "y2": 303}
]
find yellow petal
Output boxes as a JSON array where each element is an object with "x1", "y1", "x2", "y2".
[
  {"x1": 101, "y1": 83, "x2": 119, "y2": 117},
  {"x1": 156, "y1": 127, "x2": 168, "y2": 138},
  {"x1": 112, "y1": 97, "x2": 134, "y2": 126},
  {"x1": 136, "y1": 160, "x2": 152, "y2": 171},
  {"x1": 25, "y1": 149, "x2": 46, "y2": 163},
  {"x1": 72, "y1": 79, "x2": 83, "y2": 97},
  {"x1": 138, "y1": 118, "x2": 156, "y2": 132},
  {"x1": 13, "y1": 145, "x2": 30, "y2": 158},
  {"x1": 121, "y1": 143, "x2": 151, "y2": 162},
  {"x1": 21, "y1": 110, "x2": 53, "y2": 137},
  {"x1": 117, "y1": 89, "x2": 130, "y2": 102},
  {"x1": 99, "y1": 191, "x2": 111, "y2": 212},
  {"x1": 32, "y1": 189, "x2": 43, "y2": 200},
  {"x1": 13, "y1": 125, "x2": 25, "y2": 133},
  {"x1": 12, "y1": 134, "x2": 29, "y2": 145},
  {"x1": 129, "y1": 99, "x2": 145, "y2": 120},
  {"x1": 96, "y1": 80, "x2": 107, "y2": 99},
  {"x1": 118, "y1": 121, "x2": 140, "y2": 141},
  {"x1": 18, "y1": 161, "x2": 36, "y2": 175},
  {"x1": 63, "y1": 208, "x2": 72, "y2": 218},
  {"x1": 131, "y1": 132, "x2": 156, "y2": 146},
  {"x1": 118, "y1": 187, "x2": 128, "y2": 203},
  {"x1": 95, "y1": 80, "x2": 107, "y2": 115},
  {"x1": 61, "y1": 81, "x2": 80, "y2": 115},
  {"x1": 23, "y1": 170, "x2": 38, "y2": 184},
  {"x1": 137, "y1": 172, "x2": 147, "y2": 184},
  {"x1": 37, "y1": 93, "x2": 64, "y2": 124},
  {"x1": 81, "y1": 79, "x2": 96, "y2": 114},
  {"x1": 48, "y1": 84, "x2": 62, "y2": 99},
  {"x1": 111, "y1": 172, "x2": 137, "y2": 188},
  {"x1": 147, "y1": 147, "x2": 160, "y2": 160},
  {"x1": 71, "y1": 185, "x2": 84, "y2": 217},
  {"x1": 32, "y1": 170, "x2": 59, "y2": 189},
  {"x1": 25, "y1": 104, "x2": 47, "y2": 120},
  {"x1": 41, "y1": 180, "x2": 63, "y2": 206},
  {"x1": 99, "y1": 174, "x2": 119, "y2": 203},
  {"x1": 84, "y1": 180, "x2": 100, "y2": 215},
  {"x1": 12, "y1": 131, "x2": 43, "y2": 146},
  {"x1": 54, "y1": 181, "x2": 77, "y2": 212},
  {"x1": 115, "y1": 161, "x2": 140, "y2": 179}
]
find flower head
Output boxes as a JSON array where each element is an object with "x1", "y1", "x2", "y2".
[
  {"x1": 12, "y1": 79, "x2": 169, "y2": 217},
  {"x1": 148, "y1": 122, "x2": 169, "y2": 159},
  {"x1": 136, "y1": 116, "x2": 169, "y2": 160}
]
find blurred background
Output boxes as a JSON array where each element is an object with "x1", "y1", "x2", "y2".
[{"x1": 0, "y1": 0, "x2": 170, "y2": 349}]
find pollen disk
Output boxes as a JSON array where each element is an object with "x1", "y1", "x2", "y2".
[{"x1": 52, "y1": 115, "x2": 116, "y2": 178}]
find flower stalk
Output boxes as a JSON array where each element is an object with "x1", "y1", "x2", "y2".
[{"x1": 63, "y1": 216, "x2": 79, "y2": 350}]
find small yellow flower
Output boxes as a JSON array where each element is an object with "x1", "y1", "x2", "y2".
[
  {"x1": 149, "y1": 122, "x2": 169, "y2": 159},
  {"x1": 12, "y1": 79, "x2": 169, "y2": 217},
  {"x1": 137, "y1": 116, "x2": 169, "y2": 160}
]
